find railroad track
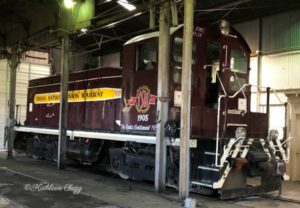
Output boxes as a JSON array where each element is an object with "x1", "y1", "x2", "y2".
[{"x1": 259, "y1": 194, "x2": 300, "y2": 204}]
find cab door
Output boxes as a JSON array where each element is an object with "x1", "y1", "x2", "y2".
[
  {"x1": 121, "y1": 38, "x2": 158, "y2": 134},
  {"x1": 223, "y1": 45, "x2": 251, "y2": 136}
]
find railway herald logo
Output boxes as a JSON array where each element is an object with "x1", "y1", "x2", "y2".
[{"x1": 127, "y1": 86, "x2": 156, "y2": 113}]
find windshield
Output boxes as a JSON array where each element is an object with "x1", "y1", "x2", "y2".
[
  {"x1": 230, "y1": 76, "x2": 247, "y2": 92},
  {"x1": 229, "y1": 49, "x2": 248, "y2": 92},
  {"x1": 230, "y1": 49, "x2": 248, "y2": 74}
]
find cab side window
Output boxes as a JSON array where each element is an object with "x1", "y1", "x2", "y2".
[
  {"x1": 206, "y1": 42, "x2": 220, "y2": 108},
  {"x1": 230, "y1": 48, "x2": 248, "y2": 92},
  {"x1": 135, "y1": 41, "x2": 157, "y2": 72},
  {"x1": 173, "y1": 37, "x2": 196, "y2": 64},
  {"x1": 230, "y1": 49, "x2": 247, "y2": 74}
]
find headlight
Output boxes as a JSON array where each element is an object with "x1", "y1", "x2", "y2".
[
  {"x1": 235, "y1": 127, "x2": 247, "y2": 139},
  {"x1": 269, "y1": 129, "x2": 279, "y2": 141}
]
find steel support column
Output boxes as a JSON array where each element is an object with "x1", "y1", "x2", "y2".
[
  {"x1": 155, "y1": 1, "x2": 170, "y2": 192},
  {"x1": 171, "y1": 0, "x2": 178, "y2": 26},
  {"x1": 7, "y1": 47, "x2": 18, "y2": 159},
  {"x1": 256, "y1": 18, "x2": 263, "y2": 112},
  {"x1": 58, "y1": 36, "x2": 70, "y2": 169},
  {"x1": 149, "y1": 0, "x2": 156, "y2": 30},
  {"x1": 179, "y1": 0, "x2": 194, "y2": 200}
]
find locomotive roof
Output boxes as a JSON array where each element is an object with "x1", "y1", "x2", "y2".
[
  {"x1": 124, "y1": 25, "x2": 183, "y2": 45},
  {"x1": 125, "y1": 23, "x2": 251, "y2": 54}
]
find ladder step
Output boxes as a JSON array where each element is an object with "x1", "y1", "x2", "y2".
[
  {"x1": 227, "y1": 123, "x2": 247, "y2": 127},
  {"x1": 204, "y1": 151, "x2": 219, "y2": 156},
  {"x1": 227, "y1": 109, "x2": 244, "y2": 115},
  {"x1": 191, "y1": 180, "x2": 213, "y2": 188},
  {"x1": 198, "y1": 166, "x2": 219, "y2": 172}
]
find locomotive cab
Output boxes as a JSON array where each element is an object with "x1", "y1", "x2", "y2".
[{"x1": 117, "y1": 20, "x2": 289, "y2": 199}]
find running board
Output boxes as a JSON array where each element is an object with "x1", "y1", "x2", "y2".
[
  {"x1": 14, "y1": 126, "x2": 180, "y2": 146},
  {"x1": 191, "y1": 181, "x2": 213, "y2": 188},
  {"x1": 227, "y1": 123, "x2": 248, "y2": 127}
]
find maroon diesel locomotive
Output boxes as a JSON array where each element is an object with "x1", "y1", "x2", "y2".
[{"x1": 14, "y1": 21, "x2": 289, "y2": 199}]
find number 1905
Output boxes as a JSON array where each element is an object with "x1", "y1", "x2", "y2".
[{"x1": 137, "y1": 114, "x2": 148, "y2": 122}]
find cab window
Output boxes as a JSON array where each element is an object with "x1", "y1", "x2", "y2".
[
  {"x1": 230, "y1": 49, "x2": 248, "y2": 74},
  {"x1": 230, "y1": 76, "x2": 247, "y2": 92},
  {"x1": 173, "y1": 37, "x2": 196, "y2": 64},
  {"x1": 136, "y1": 41, "x2": 157, "y2": 72},
  {"x1": 173, "y1": 65, "x2": 196, "y2": 86},
  {"x1": 230, "y1": 48, "x2": 248, "y2": 91},
  {"x1": 206, "y1": 42, "x2": 220, "y2": 108}
]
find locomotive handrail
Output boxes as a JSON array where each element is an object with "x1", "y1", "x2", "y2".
[
  {"x1": 216, "y1": 71, "x2": 227, "y2": 96},
  {"x1": 228, "y1": 84, "x2": 250, "y2": 99},
  {"x1": 215, "y1": 83, "x2": 250, "y2": 167},
  {"x1": 203, "y1": 64, "x2": 227, "y2": 95},
  {"x1": 214, "y1": 84, "x2": 289, "y2": 167},
  {"x1": 232, "y1": 71, "x2": 247, "y2": 99},
  {"x1": 272, "y1": 89, "x2": 284, "y2": 104},
  {"x1": 250, "y1": 85, "x2": 285, "y2": 105},
  {"x1": 215, "y1": 94, "x2": 226, "y2": 167}
]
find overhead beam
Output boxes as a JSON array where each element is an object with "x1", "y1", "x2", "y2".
[
  {"x1": 195, "y1": 0, "x2": 252, "y2": 20},
  {"x1": 93, "y1": 0, "x2": 166, "y2": 28},
  {"x1": 0, "y1": 13, "x2": 30, "y2": 25},
  {"x1": 4, "y1": 9, "x2": 57, "y2": 47},
  {"x1": 179, "y1": 0, "x2": 194, "y2": 200},
  {"x1": 155, "y1": 1, "x2": 170, "y2": 192},
  {"x1": 197, "y1": 0, "x2": 252, "y2": 12}
]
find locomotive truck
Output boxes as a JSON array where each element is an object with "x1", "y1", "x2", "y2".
[{"x1": 14, "y1": 20, "x2": 289, "y2": 199}]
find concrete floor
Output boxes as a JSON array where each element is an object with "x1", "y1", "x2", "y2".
[{"x1": 0, "y1": 152, "x2": 299, "y2": 208}]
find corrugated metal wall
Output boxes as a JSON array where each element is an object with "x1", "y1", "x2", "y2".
[
  {"x1": 236, "y1": 10, "x2": 300, "y2": 54},
  {"x1": 262, "y1": 10, "x2": 300, "y2": 52},
  {"x1": 234, "y1": 19, "x2": 259, "y2": 53},
  {"x1": 235, "y1": 9, "x2": 300, "y2": 91},
  {"x1": 236, "y1": 12, "x2": 300, "y2": 179},
  {"x1": 51, "y1": 48, "x2": 97, "y2": 74},
  {"x1": 261, "y1": 51, "x2": 300, "y2": 89},
  {"x1": 0, "y1": 60, "x2": 9, "y2": 150},
  {"x1": 234, "y1": 12, "x2": 299, "y2": 135},
  {"x1": 0, "y1": 59, "x2": 50, "y2": 149},
  {"x1": 100, "y1": 52, "x2": 121, "y2": 68},
  {"x1": 23, "y1": 50, "x2": 49, "y2": 65},
  {"x1": 235, "y1": 12, "x2": 300, "y2": 88}
]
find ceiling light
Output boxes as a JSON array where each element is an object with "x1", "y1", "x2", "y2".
[
  {"x1": 117, "y1": 0, "x2": 136, "y2": 11},
  {"x1": 80, "y1": 28, "x2": 88, "y2": 33},
  {"x1": 63, "y1": 0, "x2": 76, "y2": 9},
  {"x1": 219, "y1": 20, "x2": 230, "y2": 36}
]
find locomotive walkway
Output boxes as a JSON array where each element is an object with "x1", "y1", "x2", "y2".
[{"x1": 0, "y1": 152, "x2": 299, "y2": 208}]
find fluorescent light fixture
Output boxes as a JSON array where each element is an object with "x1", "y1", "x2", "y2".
[
  {"x1": 64, "y1": 0, "x2": 76, "y2": 9},
  {"x1": 80, "y1": 28, "x2": 88, "y2": 33},
  {"x1": 105, "y1": 12, "x2": 142, "y2": 28},
  {"x1": 117, "y1": 0, "x2": 136, "y2": 11}
]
